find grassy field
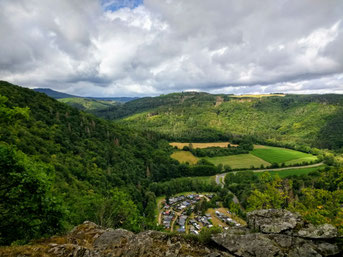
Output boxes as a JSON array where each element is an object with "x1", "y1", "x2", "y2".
[
  {"x1": 171, "y1": 151, "x2": 199, "y2": 164},
  {"x1": 255, "y1": 165, "x2": 325, "y2": 178},
  {"x1": 170, "y1": 142, "x2": 237, "y2": 149},
  {"x1": 230, "y1": 94, "x2": 285, "y2": 98},
  {"x1": 251, "y1": 146, "x2": 317, "y2": 164},
  {"x1": 204, "y1": 154, "x2": 270, "y2": 169}
]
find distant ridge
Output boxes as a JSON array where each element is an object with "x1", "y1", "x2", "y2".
[
  {"x1": 34, "y1": 88, "x2": 139, "y2": 102},
  {"x1": 34, "y1": 88, "x2": 78, "y2": 99}
]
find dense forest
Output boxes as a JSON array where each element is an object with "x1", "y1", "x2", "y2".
[
  {"x1": 0, "y1": 81, "x2": 192, "y2": 244},
  {"x1": 93, "y1": 92, "x2": 343, "y2": 151}
]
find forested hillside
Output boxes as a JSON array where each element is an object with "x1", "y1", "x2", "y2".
[
  {"x1": 0, "y1": 81, "x2": 188, "y2": 244},
  {"x1": 95, "y1": 92, "x2": 343, "y2": 151}
]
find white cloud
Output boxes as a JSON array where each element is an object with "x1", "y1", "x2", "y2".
[{"x1": 0, "y1": 0, "x2": 342, "y2": 96}]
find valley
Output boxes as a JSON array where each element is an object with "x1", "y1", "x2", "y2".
[{"x1": 0, "y1": 81, "x2": 342, "y2": 249}]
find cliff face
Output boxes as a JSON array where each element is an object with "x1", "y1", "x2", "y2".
[{"x1": 0, "y1": 209, "x2": 341, "y2": 257}]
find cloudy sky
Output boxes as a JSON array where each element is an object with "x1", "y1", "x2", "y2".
[{"x1": 0, "y1": 0, "x2": 343, "y2": 96}]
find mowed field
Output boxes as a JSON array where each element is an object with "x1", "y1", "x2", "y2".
[
  {"x1": 170, "y1": 142, "x2": 237, "y2": 149},
  {"x1": 170, "y1": 151, "x2": 199, "y2": 164},
  {"x1": 251, "y1": 146, "x2": 317, "y2": 165},
  {"x1": 204, "y1": 154, "x2": 270, "y2": 169}
]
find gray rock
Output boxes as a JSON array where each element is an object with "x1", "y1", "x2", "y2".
[
  {"x1": 247, "y1": 209, "x2": 303, "y2": 234},
  {"x1": 212, "y1": 223, "x2": 341, "y2": 257},
  {"x1": 93, "y1": 229, "x2": 134, "y2": 250},
  {"x1": 297, "y1": 224, "x2": 338, "y2": 239},
  {"x1": 212, "y1": 231, "x2": 285, "y2": 257}
]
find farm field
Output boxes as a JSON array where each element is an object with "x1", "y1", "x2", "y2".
[
  {"x1": 254, "y1": 165, "x2": 326, "y2": 178},
  {"x1": 251, "y1": 146, "x2": 317, "y2": 164},
  {"x1": 170, "y1": 142, "x2": 237, "y2": 149},
  {"x1": 204, "y1": 154, "x2": 270, "y2": 169},
  {"x1": 171, "y1": 144, "x2": 318, "y2": 169},
  {"x1": 171, "y1": 151, "x2": 199, "y2": 164},
  {"x1": 230, "y1": 94, "x2": 285, "y2": 98}
]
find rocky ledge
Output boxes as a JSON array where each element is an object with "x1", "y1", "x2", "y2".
[
  {"x1": 212, "y1": 209, "x2": 342, "y2": 257},
  {"x1": 0, "y1": 209, "x2": 341, "y2": 257}
]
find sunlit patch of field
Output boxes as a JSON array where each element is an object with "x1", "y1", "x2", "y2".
[
  {"x1": 171, "y1": 151, "x2": 199, "y2": 164},
  {"x1": 170, "y1": 142, "x2": 238, "y2": 149},
  {"x1": 253, "y1": 145, "x2": 268, "y2": 149},
  {"x1": 230, "y1": 94, "x2": 285, "y2": 98},
  {"x1": 204, "y1": 154, "x2": 270, "y2": 169}
]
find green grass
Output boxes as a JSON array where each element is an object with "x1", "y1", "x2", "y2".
[
  {"x1": 255, "y1": 165, "x2": 325, "y2": 178},
  {"x1": 171, "y1": 151, "x2": 199, "y2": 164},
  {"x1": 251, "y1": 146, "x2": 317, "y2": 164},
  {"x1": 204, "y1": 154, "x2": 270, "y2": 169}
]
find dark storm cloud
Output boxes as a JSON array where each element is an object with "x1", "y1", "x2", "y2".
[{"x1": 0, "y1": 0, "x2": 342, "y2": 96}]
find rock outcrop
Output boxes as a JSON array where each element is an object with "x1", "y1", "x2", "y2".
[
  {"x1": 0, "y1": 221, "x2": 231, "y2": 257},
  {"x1": 0, "y1": 209, "x2": 341, "y2": 257},
  {"x1": 212, "y1": 209, "x2": 341, "y2": 257}
]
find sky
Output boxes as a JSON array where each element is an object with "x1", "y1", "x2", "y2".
[{"x1": 0, "y1": 0, "x2": 343, "y2": 97}]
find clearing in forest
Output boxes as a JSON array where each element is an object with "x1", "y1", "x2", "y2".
[
  {"x1": 171, "y1": 151, "x2": 199, "y2": 164},
  {"x1": 204, "y1": 154, "x2": 270, "y2": 169},
  {"x1": 170, "y1": 142, "x2": 238, "y2": 149},
  {"x1": 251, "y1": 146, "x2": 317, "y2": 164},
  {"x1": 230, "y1": 94, "x2": 285, "y2": 98}
]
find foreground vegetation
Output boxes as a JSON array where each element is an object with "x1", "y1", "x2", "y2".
[
  {"x1": 0, "y1": 81, "x2": 185, "y2": 244},
  {"x1": 224, "y1": 166, "x2": 343, "y2": 233}
]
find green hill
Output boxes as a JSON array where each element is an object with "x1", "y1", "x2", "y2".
[
  {"x1": 95, "y1": 92, "x2": 343, "y2": 150},
  {"x1": 58, "y1": 97, "x2": 118, "y2": 111},
  {"x1": 33, "y1": 88, "x2": 78, "y2": 99},
  {"x1": 34, "y1": 88, "x2": 138, "y2": 112},
  {"x1": 0, "y1": 81, "x2": 186, "y2": 244}
]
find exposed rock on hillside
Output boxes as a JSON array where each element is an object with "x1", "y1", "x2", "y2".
[
  {"x1": 0, "y1": 210, "x2": 341, "y2": 257},
  {"x1": 0, "y1": 221, "x2": 231, "y2": 257},
  {"x1": 212, "y1": 209, "x2": 341, "y2": 257}
]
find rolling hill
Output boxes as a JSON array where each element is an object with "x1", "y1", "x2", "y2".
[
  {"x1": 94, "y1": 92, "x2": 343, "y2": 150},
  {"x1": 34, "y1": 88, "x2": 139, "y2": 111},
  {"x1": 33, "y1": 88, "x2": 78, "y2": 99}
]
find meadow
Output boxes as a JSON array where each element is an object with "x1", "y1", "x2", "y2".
[
  {"x1": 170, "y1": 142, "x2": 237, "y2": 149},
  {"x1": 230, "y1": 94, "x2": 285, "y2": 98},
  {"x1": 170, "y1": 144, "x2": 318, "y2": 170},
  {"x1": 170, "y1": 151, "x2": 199, "y2": 164},
  {"x1": 204, "y1": 154, "x2": 270, "y2": 169},
  {"x1": 251, "y1": 146, "x2": 317, "y2": 165}
]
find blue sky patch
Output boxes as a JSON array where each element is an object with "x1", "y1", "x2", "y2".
[{"x1": 101, "y1": 0, "x2": 143, "y2": 11}]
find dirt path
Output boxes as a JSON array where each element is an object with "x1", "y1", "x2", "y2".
[{"x1": 170, "y1": 210, "x2": 183, "y2": 232}]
